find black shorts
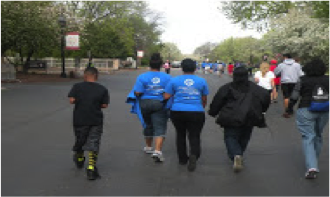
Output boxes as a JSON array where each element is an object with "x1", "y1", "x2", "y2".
[
  {"x1": 73, "y1": 125, "x2": 103, "y2": 152},
  {"x1": 275, "y1": 85, "x2": 280, "y2": 92},
  {"x1": 281, "y1": 83, "x2": 296, "y2": 99}
]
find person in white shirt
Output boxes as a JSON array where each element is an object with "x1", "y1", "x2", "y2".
[{"x1": 254, "y1": 62, "x2": 276, "y2": 102}]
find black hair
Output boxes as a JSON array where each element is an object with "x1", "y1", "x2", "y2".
[
  {"x1": 149, "y1": 53, "x2": 163, "y2": 69},
  {"x1": 283, "y1": 53, "x2": 292, "y2": 59},
  {"x1": 302, "y1": 58, "x2": 327, "y2": 76},
  {"x1": 84, "y1": 67, "x2": 98, "y2": 76},
  {"x1": 232, "y1": 67, "x2": 249, "y2": 92},
  {"x1": 181, "y1": 58, "x2": 196, "y2": 73},
  {"x1": 229, "y1": 62, "x2": 232, "y2": 64}
]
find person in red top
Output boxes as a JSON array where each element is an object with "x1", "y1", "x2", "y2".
[
  {"x1": 269, "y1": 59, "x2": 281, "y2": 103},
  {"x1": 227, "y1": 62, "x2": 234, "y2": 77}
]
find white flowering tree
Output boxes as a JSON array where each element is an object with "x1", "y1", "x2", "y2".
[{"x1": 266, "y1": 9, "x2": 329, "y2": 65}]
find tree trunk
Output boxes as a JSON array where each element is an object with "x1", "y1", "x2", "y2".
[{"x1": 23, "y1": 50, "x2": 34, "y2": 74}]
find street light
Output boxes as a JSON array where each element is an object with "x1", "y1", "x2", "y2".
[{"x1": 58, "y1": 15, "x2": 67, "y2": 78}]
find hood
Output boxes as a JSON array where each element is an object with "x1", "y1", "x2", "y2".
[
  {"x1": 284, "y1": 59, "x2": 295, "y2": 65},
  {"x1": 270, "y1": 59, "x2": 277, "y2": 65}
]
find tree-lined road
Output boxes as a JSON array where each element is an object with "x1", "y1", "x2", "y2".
[{"x1": 1, "y1": 69, "x2": 329, "y2": 196}]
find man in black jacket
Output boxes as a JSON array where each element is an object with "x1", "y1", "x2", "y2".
[{"x1": 208, "y1": 67, "x2": 270, "y2": 172}]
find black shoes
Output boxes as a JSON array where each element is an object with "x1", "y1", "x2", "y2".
[
  {"x1": 187, "y1": 155, "x2": 197, "y2": 172},
  {"x1": 73, "y1": 154, "x2": 85, "y2": 169},
  {"x1": 87, "y1": 166, "x2": 101, "y2": 180}
]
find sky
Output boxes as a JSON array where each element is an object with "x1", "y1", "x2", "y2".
[{"x1": 147, "y1": 0, "x2": 263, "y2": 54}]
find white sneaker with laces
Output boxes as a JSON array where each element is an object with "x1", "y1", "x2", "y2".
[
  {"x1": 143, "y1": 147, "x2": 154, "y2": 154},
  {"x1": 151, "y1": 151, "x2": 165, "y2": 162}
]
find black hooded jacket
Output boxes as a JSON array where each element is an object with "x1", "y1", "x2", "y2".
[{"x1": 208, "y1": 81, "x2": 270, "y2": 127}]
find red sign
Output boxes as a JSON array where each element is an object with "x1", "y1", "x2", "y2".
[{"x1": 66, "y1": 32, "x2": 80, "y2": 50}]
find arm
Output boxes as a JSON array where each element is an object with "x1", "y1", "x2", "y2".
[
  {"x1": 101, "y1": 89, "x2": 110, "y2": 109},
  {"x1": 134, "y1": 76, "x2": 144, "y2": 97},
  {"x1": 208, "y1": 85, "x2": 228, "y2": 117},
  {"x1": 274, "y1": 64, "x2": 282, "y2": 77},
  {"x1": 101, "y1": 104, "x2": 108, "y2": 108},
  {"x1": 202, "y1": 95, "x2": 207, "y2": 108}
]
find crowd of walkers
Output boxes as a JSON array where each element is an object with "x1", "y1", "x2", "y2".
[{"x1": 67, "y1": 52, "x2": 328, "y2": 181}]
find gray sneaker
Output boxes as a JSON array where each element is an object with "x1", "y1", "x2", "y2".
[
  {"x1": 151, "y1": 151, "x2": 165, "y2": 162},
  {"x1": 233, "y1": 155, "x2": 243, "y2": 172}
]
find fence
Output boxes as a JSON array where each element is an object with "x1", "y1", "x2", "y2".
[{"x1": 2, "y1": 57, "x2": 120, "y2": 75}]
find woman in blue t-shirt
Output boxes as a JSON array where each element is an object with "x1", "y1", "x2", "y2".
[
  {"x1": 134, "y1": 53, "x2": 171, "y2": 162},
  {"x1": 164, "y1": 58, "x2": 209, "y2": 171}
]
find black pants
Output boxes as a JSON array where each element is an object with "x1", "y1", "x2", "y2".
[
  {"x1": 165, "y1": 68, "x2": 170, "y2": 74},
  {"x1": 170, "y1": 111, "x2": 205, "y2": 162},
  {"x1": 224, "y1": 126, "x2": 253, "y2": 161},
  {"x1": 73, "y1": 125, "x2": 103, "y2": 153}
]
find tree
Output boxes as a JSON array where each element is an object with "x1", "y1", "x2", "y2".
[
  {"x1": 265, "y1": 9, "x2": 329, "y2": 65},
  {"x1": 208, "y1": 36, "x2": 272, "y2": 64},
  {"x1": 193, "y1": 42, "x2": 218, "y2": 60},
  {"x1": 221, "y1": 1, "x2": 329, "y2": 31},
  {"x1": 160, "y1": 42, "x2": 183, "y2": 61},
  {"x1": 1, "y1": 1, "x2": 60, "y2": 73}
]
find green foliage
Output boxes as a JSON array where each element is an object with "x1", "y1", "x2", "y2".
[
  {"x1": 266, "y1": 9, "x2": 329, "y2": 65},
  {"x1": 208, "y1": 36, "x2": 271, "y2": 64},
  {"x1": 160, "y1": 42, "x2": 183, "y2": 61},
  {"x1": 221, "y1": 1, "x2": 329, "y2": 31},
  {"x1": 193, "y1": 42, "x2": 218, "y2": 59}
]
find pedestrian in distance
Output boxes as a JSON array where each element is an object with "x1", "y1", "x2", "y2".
[
  {"x1": 227, "y1": 62, "x2": 234, "y2": 77},
  {"x1": 208, "y1": 67, "x2": 270, "y2": 172},
  {"x1": 269, "y1": 59, "x2": 281, "y2": 103},
  {"x1": 164, "y1": 58, "x2": 209, "y2": 172},
  {"x1": 274, "y1": 53, "x2": 304, "y2": 117},
  {"x1": 254, "y1": 62, "x2": 276, "y2": 102},
  {"x1": 163, "y1": 60, "x2": 171, "y2": 74},
  {"x1": 285, "y1": 58, "x2": 329, "y2": 179},
  {"x1": 134, "y1": 53, "x2": 171, "y2": 162},
  {"x1": 217, "y1": 62, "x2": 224, "y2": 78},
  {"x1": 68, "y1": 67, "x2": 110, "y2": 180}
]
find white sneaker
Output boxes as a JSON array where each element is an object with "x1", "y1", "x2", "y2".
[
  {"x1": 233, "y1": 155, "x2": 243, "y2": 172},
  {"x1": 143, "y1": 147, "x2": 154, "y2": 154},
  {"x1": 151, "y1": 151, "x2": 165, "y2": 162}
]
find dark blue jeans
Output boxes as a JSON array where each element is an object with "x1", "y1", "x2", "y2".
[{"x1": 224, "y1": 126, "x2": 253, "y2": 161}]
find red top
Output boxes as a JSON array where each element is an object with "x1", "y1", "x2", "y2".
[
  {"x1": 270, "y1": 65, "x2": 281, "y2": 85},
  {"x1": 227, "y1": 64, "x2": 234, "y2": 72}
]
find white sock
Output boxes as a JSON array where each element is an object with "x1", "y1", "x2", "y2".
[{"x1": 154, "y1": 150, "x2": 162, "y2": 154}]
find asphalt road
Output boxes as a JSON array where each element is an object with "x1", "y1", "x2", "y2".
[{"x1": 1, "y1": 68, "x2": 329, "y2": 196}]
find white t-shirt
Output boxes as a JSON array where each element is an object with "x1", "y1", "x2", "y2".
[{"x1": 254, "y1": 71, "x2": 275, "y2": 90}]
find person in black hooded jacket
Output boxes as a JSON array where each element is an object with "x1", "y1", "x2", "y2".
[{"x1": 208, "y1": 67, "x2": 270, "y2": 172}]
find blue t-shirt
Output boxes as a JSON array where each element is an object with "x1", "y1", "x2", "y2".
[
  {"x1": 135, "y1": 71, "x2": 171, "y2": 101},
  {"x1": 201, "y1": 63, "x2": 207, "y2": 68},
  {"x1": 165, "y1": 75, "x2": 209, "y2": 112}
]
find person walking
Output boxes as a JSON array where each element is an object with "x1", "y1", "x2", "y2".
[
  {"x1": 163, "y1": 60, "x2": 171, "y2": 74},
  {"x1": 269, "y1": 59, "x2": 281, "y2": 103},
  {"x1": 217, "y1": 62, "x2": 223, "y2": 78},
  {"x1": 254, "y1": 62, "x2": 276, "y2": 101},
  {"x1": 285, "y1": 58, "x2": 329, "y2": 179},
  {"x1": 68, "y1": 67, "x2": 110, "y2": 180},
  {"x1": 208, "y1": 67, "x2": 270, "y2": 172},
  {"x1": 274, "y1": 53, "x2": 304, "y2": 116},
  {"x1": 164, "y1": 58, "x2": 209, "y2": 172},
  {"x1": 134, "y1": 53, "x2": 171, "y2": 162},
  {"x1": 227, "y1": 62, "x2": 234, "y2": 77}
]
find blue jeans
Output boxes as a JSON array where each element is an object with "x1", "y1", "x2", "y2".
[
  {"x1": 140, "y1": 99, "x2": 168, "y2": 138},
  {"x1": 224, "y1": 126, "x2": 253, "y2": 161},
  {"x1": 296, "y1": 108, "x2": 329, "y2": 172}
]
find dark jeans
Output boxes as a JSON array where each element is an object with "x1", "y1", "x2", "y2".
[
  {"x1": 170, "y1": 111, "x2": 205, "y2": 162},
  {"x1": 73, "y1": 125, "x2": 103, "y2": 153},
  {"x1": 224, "y1": 126, "x2": 253, "y2": 161}
]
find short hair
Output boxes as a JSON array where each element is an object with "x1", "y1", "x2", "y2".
[
  {"x1": 303, "y1": 58, "x2": 327, "y2": 76},
  {"x1": 283, "y1": 53, "x2": 292, "y2": 59},
  {"x1": 84, "y1": 67, "x2": 98, "y2": 76},
  {"x1": 181, "y1": 58, "x2": 196, "y2": 72},
  {"x1": 149, "y1": 53, "x2": 163, "y2": 69}
]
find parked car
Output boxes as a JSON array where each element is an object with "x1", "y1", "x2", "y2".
[{"x1": 171, "y1": 61, "x2": 181, "y2": 68}]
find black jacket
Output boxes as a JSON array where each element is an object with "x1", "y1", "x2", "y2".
[
  {"x1": 208, "y1": 81, "x2": 270, "y2": 127},
  {"x1": 289, "y1": 75, "x2": 329, "y2": 109}
]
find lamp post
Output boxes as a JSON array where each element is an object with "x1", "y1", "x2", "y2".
[{"x1": 58, "y1": 15, "x2": 67, "y2": 78}]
